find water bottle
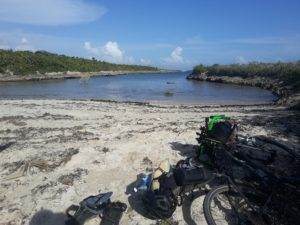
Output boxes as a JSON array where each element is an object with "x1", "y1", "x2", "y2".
[{"x1": 134, "y1": 175, "x2": 151, "y2": 192}]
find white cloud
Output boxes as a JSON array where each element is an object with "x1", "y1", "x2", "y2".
[
  {"x1": 15, "y1": 37, "x2": 35, "y2": 51},
  {"x1": 171, "y1": 47, "x2": 184, "y2": 63},
  {"x1": 235, "y1": 56, "x2": 247, "y2": 64},
  {"x1": 103, "y1": 41, "x2": 123, "y2": 63},
  {"x1": 164, "y1": 46, "x2": 184, "y2": 64},
  {"x1": 84, "y1": 42, "x2": 101, "y2": 55},
  {"x1": 140, "y1": 58, "x2": 151, "y2": 65},
  {"x1": 84, "y1": 41, "x2": 134, "y2": 64},
  {"x1": 21, "y1": 37, "x2": 28, "y2": 45},
  {"x1": 0, "y1": 0, "x2": 106, "y2": 26}
]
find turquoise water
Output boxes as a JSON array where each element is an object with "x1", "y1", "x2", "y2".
[{"x1": 0, "y1": 72, "x2": 276, "y2": 105}]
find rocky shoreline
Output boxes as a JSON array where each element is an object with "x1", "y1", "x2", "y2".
[
  {"x1": 187, "y1": 73, "x2": 300, "y2": 109},
  {"x1": 0, "y1": 70, "x2": 169, "y2": 82}
]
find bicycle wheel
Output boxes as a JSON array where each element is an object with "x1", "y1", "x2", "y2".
[{"x1": 203, "y1": 185, "x2": 264, "y2": 225}]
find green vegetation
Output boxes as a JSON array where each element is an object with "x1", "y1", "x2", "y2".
[
  {"x1": 192, "y1": 61, "x2": 300, "y2": 91},
  {"x1": 193, "y1": 64, "x2": 206, "y2": 74},
  {"x1": 0, "y1": 49, "x2": 159, "y2": 75}
]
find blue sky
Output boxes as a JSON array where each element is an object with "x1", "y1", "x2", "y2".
[{"x1": 0, "y1": 0, "x2": 299, "y2": 70}]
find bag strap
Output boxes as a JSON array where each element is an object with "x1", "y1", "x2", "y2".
[{"x1": 152, "y1": 167, "x2": 167, "y2": 181}]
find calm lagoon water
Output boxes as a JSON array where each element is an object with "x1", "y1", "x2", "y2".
[{"x1": 0, "y1": 72, "x2": 276, "y2": 105}]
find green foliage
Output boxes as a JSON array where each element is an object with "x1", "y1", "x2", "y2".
[
  {"x1": 193, "y1": 64, "x2": 206, "y2": 74},
  {"x1": 0, "y1": 49, "x2": 158, "y2": 75},
  {"x1": 192, "y1": 61, "x2": 300, "y2": 91}
]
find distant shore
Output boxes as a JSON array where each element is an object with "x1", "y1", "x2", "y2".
[{"x1": 0, "y1": 70, "x2": 175, "y2": 82}]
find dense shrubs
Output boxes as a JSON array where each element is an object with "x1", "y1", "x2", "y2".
[
  {"x1": 0, "y1": 49, "x2": 158, "y2": 75},
  {"x1": 193, "y1": 64, "x2": 206, "y2": 74},
  {"x1": 192, "y1": 61, "x2": 300, "y2": 90}
]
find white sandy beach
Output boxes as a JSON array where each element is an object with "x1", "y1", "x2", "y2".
[{"x1": 0, "y1": 100, "x2": 298, "y2": 225}]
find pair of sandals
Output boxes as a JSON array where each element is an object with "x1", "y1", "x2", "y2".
[{"x1": 65, "y1": 192, "x2": 127, "y2": 225}]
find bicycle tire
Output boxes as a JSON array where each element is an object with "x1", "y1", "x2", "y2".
[
  {"x1": 203, "y1": 185, "x2": 263, "y2": 225},
  {"x1": 203, "y1": 185, "x2": 229, "y2": 225}
]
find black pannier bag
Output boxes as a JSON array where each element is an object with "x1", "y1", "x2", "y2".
[
  {"x1": 174, "y1": 167, "x2": 213, "y2": 186},
  {"x1": 142, "y1": 187, "x2": 177, "y2": 220},
  {"x1": 141, "y1": 161, "x2": 178, "y2": 220},
  {"x1": 174, "y1": 158, "x2": 214, "y2": 187}
]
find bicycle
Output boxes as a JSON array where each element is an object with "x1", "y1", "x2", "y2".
[{"x1": 202, "y1": 140, "x2": 300, "y2": 225}]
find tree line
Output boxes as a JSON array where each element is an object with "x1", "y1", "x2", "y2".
[
  {"x1": 0, "y1": 49, "x2": 158, "y2": 75},
  {"x1": 193, "y1": 61, "x2": 300, "y2": 91}
]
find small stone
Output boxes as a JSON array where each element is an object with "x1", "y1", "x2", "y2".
[{"x1": 102, "y1": 147, "x2": 109, "y2": 153}]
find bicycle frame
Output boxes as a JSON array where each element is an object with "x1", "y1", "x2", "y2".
[{"x1": 209, "y1": 144, "x2": 300, "y2": 224}]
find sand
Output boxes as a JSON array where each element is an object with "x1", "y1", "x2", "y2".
[{"x1": 0, "y1": 100, "x2": 298, "y2": 225}]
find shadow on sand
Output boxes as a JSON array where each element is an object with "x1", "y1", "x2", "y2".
[
  {"x1": 29, "y1": 209, "x2": 68, "y2": 225},
  {"x1": 169, "y1": 141, "x2": 198, "y2": 158},
  {"x1": 29, "y1": 205, "x2": 125, "y2": 225},
  {"x1": 125, "y1": 173, "x2": 154, "y2": 219},
  {"x1": 181, "y1": 191, "x2": 206, "y2": 225}
]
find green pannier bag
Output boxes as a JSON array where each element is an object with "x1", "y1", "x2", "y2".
[{"x1": 196, "y1": 115, "x2": 237, "y2": 166}]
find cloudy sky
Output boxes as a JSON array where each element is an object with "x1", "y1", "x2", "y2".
[{"x1": 0, "y1": 0, "x2": 299, "y2": 69}]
